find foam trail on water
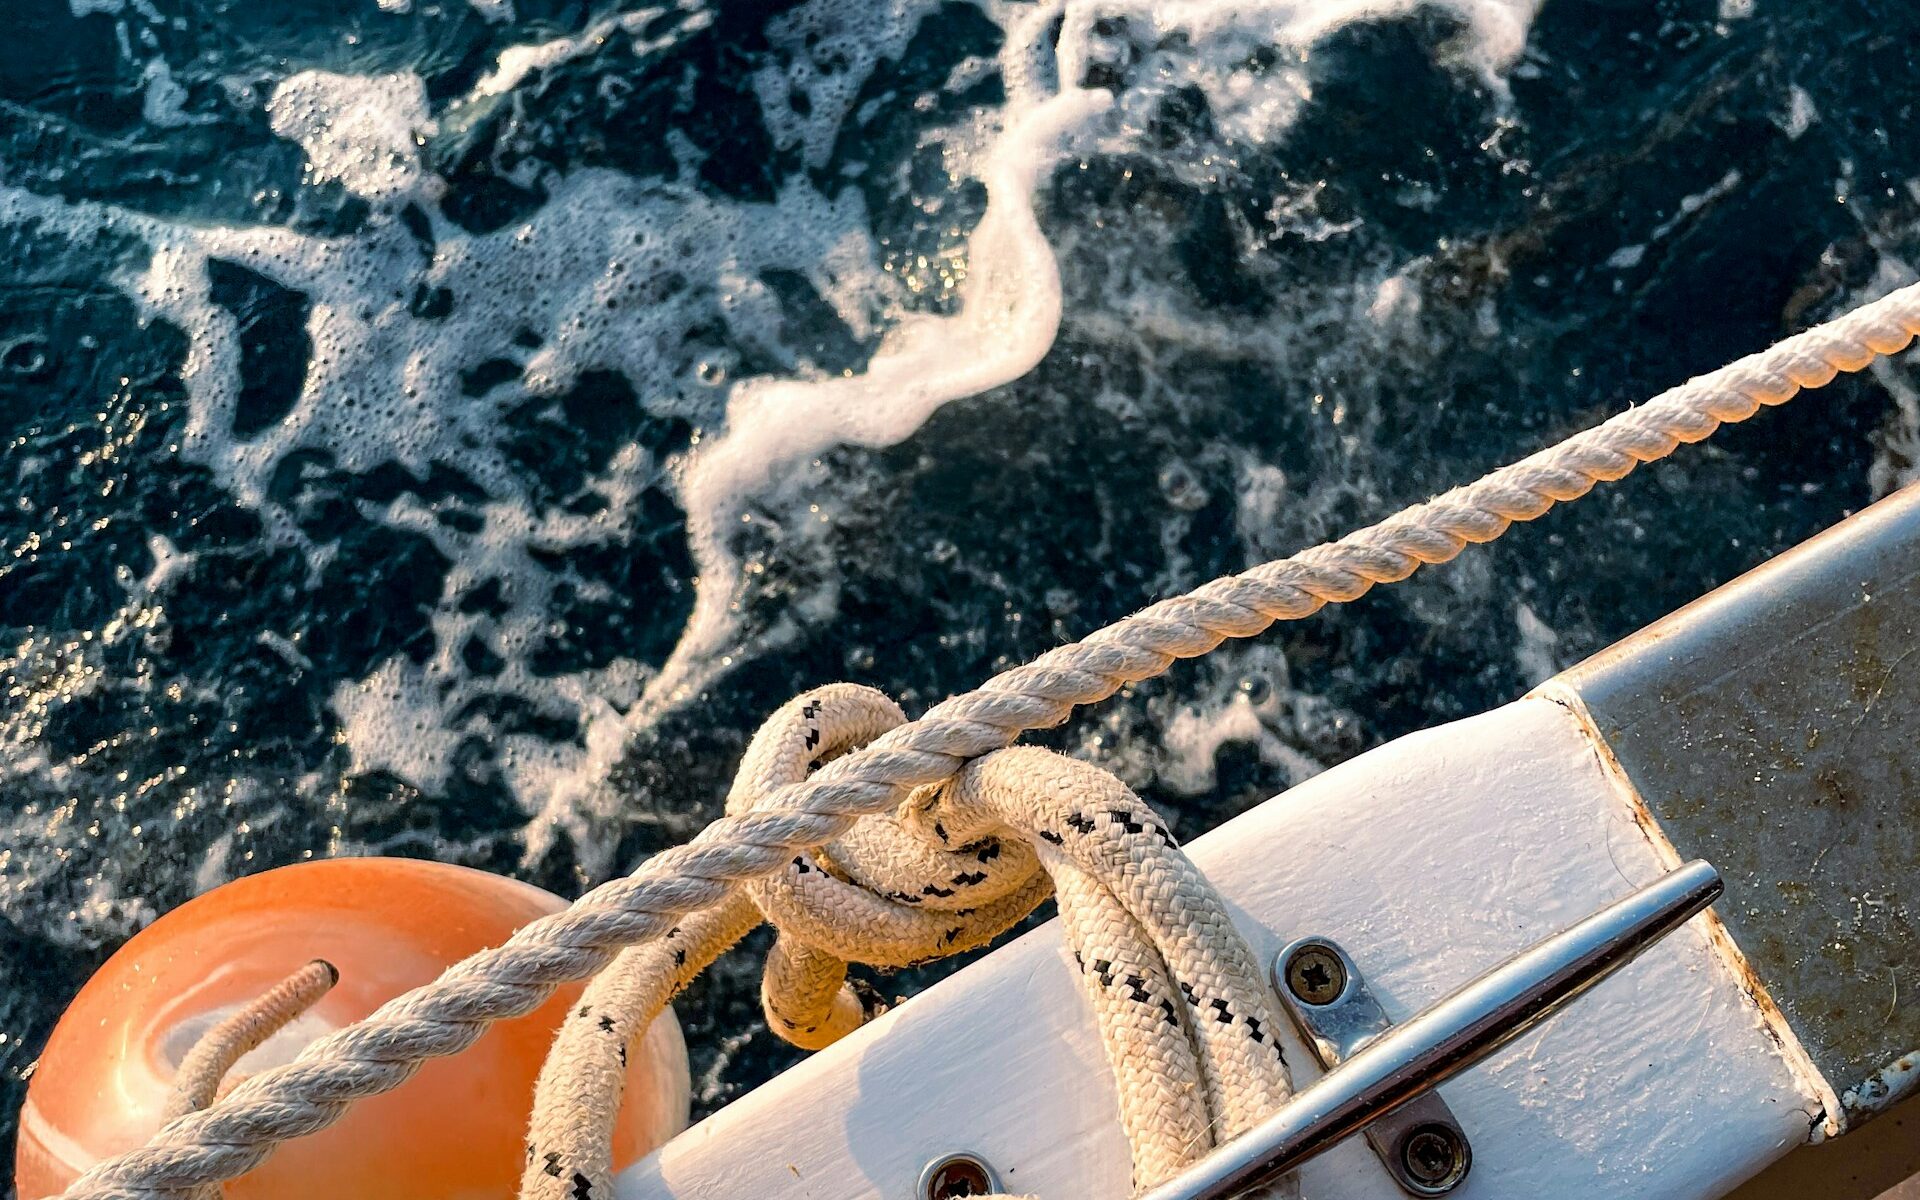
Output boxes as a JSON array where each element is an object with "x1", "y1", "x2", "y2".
[
  {"x1": 524, "y1": 0, "x2": 1546, "y2": 855},
  {"x1": 4, "y1": 0, "x2": 1546, "y2": 874},
  {"x1": 656, "y1": 32, "x2": 1102, "y2": 706},
  {"x1": 644, "y1": 0, "x2": 1543, "y2": 707},
  {"x1": 525, "y1": 2, "x2": 1106, "y2": 854},
  {"x1": 2, "y1": 3, "x2": 996, "y2": 869}
]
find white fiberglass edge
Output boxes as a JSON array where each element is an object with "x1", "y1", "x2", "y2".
[{"x1": 619, "y1": 697, "x2": 1820, "y2": 1200}]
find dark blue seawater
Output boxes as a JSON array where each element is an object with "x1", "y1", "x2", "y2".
[{"x1": 3, "y1": 0, "x2": 1918, "y2": 1179}]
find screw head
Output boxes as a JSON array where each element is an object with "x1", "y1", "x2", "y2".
[
  {"x1": 1283, "y1": 944, "x2": 1348, "y2": 1006},
  {"x1": 1399, "y1": 1123, "x2": 1470, "y2": 1192},
  {"x1": 920, "y1": 1152, "x2": 999, "y2": 1198}
]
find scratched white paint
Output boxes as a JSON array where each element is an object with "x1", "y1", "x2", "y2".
[{"x1": 619, "y1": 698, "x2": 1820, "y2": 1199}]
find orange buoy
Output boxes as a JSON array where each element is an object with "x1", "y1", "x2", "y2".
[{"x1": 15, "y1": 858, "x2": 689, "y2": 1199}]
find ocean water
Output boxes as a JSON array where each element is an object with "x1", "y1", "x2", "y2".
[{"x1": 3, "y1": 0, "x2": 1918, "y2": 1174}]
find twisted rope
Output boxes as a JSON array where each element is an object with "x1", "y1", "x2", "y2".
[{"x1": 61, "y1": 283, "x2": 1920, "y2": 1200}]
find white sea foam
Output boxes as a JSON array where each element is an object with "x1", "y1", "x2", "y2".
[
  {"x1": 1780, "y1": 84, "x2": 1818, "y2": 140},
  {"x1": 750, "y1": 0, "x2": 961, "y2": 167},
  {"x1": 141, "y1": 59, "x2": 215, "y2": 129},
  {"x1": 268, "y1": 71, "x2": 439, "y2": 207},
  {"x1": 1513, "y1": 600, "x2": 1560, "y2": 685},
  {"x1": 473, "y1": 1, "x2": 713, "y2": 98},
  {"x1": 7, "y1": 0, "x2": 1547, "y2": 870},
  {"x1": 1156, "y1": 655, "x2": 1331, "y2": 794}
]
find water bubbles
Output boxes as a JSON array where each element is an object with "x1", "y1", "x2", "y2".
[
  {"x1": 1157, "y1": 459, "x2": 1210, "y2": 512},
  {"x1": 1290, "y1": 694, "x2": 1363, "y2": 760}
]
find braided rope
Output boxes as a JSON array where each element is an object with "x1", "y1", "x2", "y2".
[
  {"x1": 519, "y1": 896, "x2": 758, "y2": 1200},
  {"x1": 161, "y1": 961, "x2": 339, "y2": 1123},
  {"x1": 523, "y1": 691, "x2": 1295, "y2": 1200},
  {"x1": 159, "y1": 961, "x2": 338, "y2": 1200},
  {"x1": 60, "y1": 283, "x2": 1920, "y2": 1200},
  {"x1": 932, "y1": 745, "x2": 1295, "y2": 1190},
  {"x1": 723, "y1": 686, "x2": 1054, "y2": 1050}
]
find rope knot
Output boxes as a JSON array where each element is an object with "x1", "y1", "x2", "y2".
[
  {"x1": 727, "y1": 684, "x2": 1053, "y2": 1049},
  {"x1": 725, "y1": 685, "x2": 1299, "y2": 1195}
]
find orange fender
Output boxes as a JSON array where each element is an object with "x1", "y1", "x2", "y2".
[{"x1": 16, "y1": 858, "x2": 688, "y2": 1199}]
